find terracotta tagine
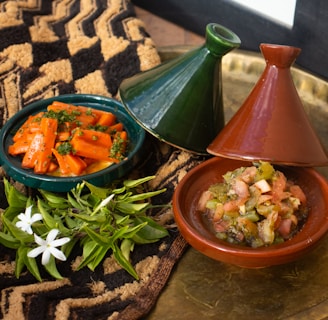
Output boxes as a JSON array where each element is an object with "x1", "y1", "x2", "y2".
[
  {"x1": 207, "y1": 43, "x2": 328, "y2": 166},
  {"x1": 119, "y1": 23, "x2": 241, "y2": 155}
]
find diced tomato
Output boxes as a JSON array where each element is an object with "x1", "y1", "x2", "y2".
[{"x1": 289, "y1": 185, "x2": 307, "y2": 205}]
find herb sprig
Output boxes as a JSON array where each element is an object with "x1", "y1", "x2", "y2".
[{"x1": 0, "y1": 176, "x2": 169, "y2": 281}]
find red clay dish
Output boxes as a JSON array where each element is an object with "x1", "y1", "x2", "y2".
[{"x1": 173, "y1": 157, "x2": 328, "y2": 268}]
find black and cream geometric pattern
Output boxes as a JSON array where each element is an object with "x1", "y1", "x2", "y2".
[{"x1": 0, "y1": 0, "x2": 160, "y2": 126}]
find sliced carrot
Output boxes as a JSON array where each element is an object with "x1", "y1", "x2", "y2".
[
  {"x1": 48, "y1": 101, "x2": 100, "y2": 127},
  {"x1": 96, "y1": 112, "x2": 116, "y2": 127},
  {"x1": 71, "y1": 139, "x2": 111, "y2": 161},
  {"x1": 64, "y1": 154, "x2": 87, "y2": 175},
  {"x1": 83, "y1": 157, "x2": 98, "y2": 165},
  {"x1": 8, "y1": 133, "x2": 35, "y2": 155},
  {"x1": 28, "y1": 118, "x2": 43, "y2": 133},
  {"x1": 56, "y1": 131, "x2": 71, "y2": 142},
  {"x1": 33, "y1": 117, "x2": 58, "y2": 174},
  {"x1": 21, "y1": 133, "x2": 44, "y2": 169},
  {"x1": 47, "y1": 161, "x2": 59, "y2": 173},
  {"x1": 107, "y1": 122, "x2": 124, "y2": 134},
  {"x1": 51, "y1": 148, "x2": 70, "y2": 175},
  {"x1": 71, "y1": 129, "x2": 112, "y2": 148},
  {"x1": 12, "y1": 112, "x2": 44, "y2": 142}
]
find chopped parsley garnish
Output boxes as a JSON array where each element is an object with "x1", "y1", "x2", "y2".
[
  {"x1": 44, "y1": 110, "x2": 77, "y2": 124},
  {"x1": 110, "y1": 133, "x2": 126, "y2": 160},
  {"x1": 87, "y1": 124, "x2": 109, "y2": 132},
  {"x1": 57, "y1": 142, "x2": 73, "y2": 155}
]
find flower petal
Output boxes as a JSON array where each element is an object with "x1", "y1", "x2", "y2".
[
  {"x1": 51, "y1": 237, "x2": 70, "y2": 248},
  {"x1": 31, "y1": 213, "x2": 43, "y2": 223},
  {"x1": 27, "y1": 246, "x2": 46, "y2": 258},
  {"x1": 49, "y1": 247, "x2": 67, "y2": 261},
  {"x1": 16, "y1": 221, "x2": 27, "y2": 230},
  {"x1": 25, "y1": 205, "x2": 33, "y2": 219},
  {"x1": 34, "y1": 233, "x2": 46, "y2": 246},
  {"x1": 16, "y1": 222, "x2": 33, "y2": 234},
  {"x1": 41, "y1": 250, "x2": 51, "y2": 265},
  {"x1": 46, "y1": 229, "x2": 59, "y2": 242},
  {"x1": 17, "y1": 213, "x2": 28, "y2": 222}
]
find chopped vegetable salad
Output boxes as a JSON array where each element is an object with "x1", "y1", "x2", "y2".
[
  {"x1": 197, "y1": 161, "x2": 309, "y2": 247},
  {"x1": 8, "y1": 101, "x2": 129, "y2": 176}
]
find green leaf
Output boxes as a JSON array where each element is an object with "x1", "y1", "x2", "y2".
[
  {"x1": 73, "y1": 212, "x2": 106, "y2": 223},
  {"x1": 112, "y1": 223, "x2": 147, "y2": 242},
  {"x1": 116, "y1": 202, "x2": 150, "y2": 214},
  {"x1": 77, "y1": 240, "x2": 101, "y2": 270},
  {"x1": 24, "y1": 251, "x2": 42, "y2": 282},
  {"x1": 67, "y1": 192, "x2": 84, "y2": 210},
  {"x1": 38, "y1": 190, "x2": 69, "y2": 209},
  {"x1": 3, "y1": 178, "x2": 28, "y2": 209},
  {"x1": 123, "y1": 176, "x2": 156, "y2": 189},
  {"x1": 37, "y1": 199, "x2": 70, "y2": 233},
  {"x1": 112, "y1": 243, "x2": 138, "y2": 279},
  {"x1": 83, "y1": 226, "x2": 111, "y2": 246},
  {"x1": 3, "y1": 217, "x2": 34, "y2": 243},
  {"x1": 0, "y1": 231, "x2": 21, "y2": 249},
  {"x1": 87, "y1": 245, "x2": 111, "y2": 271},
  {"x1": 84, "y1": 181, "x2": 109, "y2": 198},
  {"x1": 122, "y1": 189, "x2": 166, "y2": 203},
  {"x1": 65, "y1": 215, "x2": 78, "y2": 229},
  {"x1": 44, "y1": 255, "x2": 64, "y2": 279},
  {"x1": 111, "y1": 186, "x2": 126, "y2": 195},
  {"x1": 133, "y1": 216, "x2": 169, "y2": 242},
  {"x1": 114, "y1": 214, "x2": 131, "y2": 225},
  {"x1": 131, "y1": 234, "x2": 159, "y2": 244},
  {"x1": 121, "y1": 238, "x2": 134, "y2": 261},
  {"x1": 37, "y1": 199, "x2": 58, "y2": 229},
  {"x1": 15, "y1": 246, "x2": 28, "y2": 278}
]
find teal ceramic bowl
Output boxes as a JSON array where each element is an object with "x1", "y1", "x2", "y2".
[{"x1": 0, "y1": 94, "x2": 145, "y2": 192}]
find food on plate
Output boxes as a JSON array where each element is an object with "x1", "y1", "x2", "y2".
[
  {"x1": 197, "y1": 161, "x2": 308, "y2": 247},
  {"x1": 8, "y1": 101, "x2": 129, "y2": 176}
]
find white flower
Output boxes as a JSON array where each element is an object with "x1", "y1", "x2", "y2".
[
  {"x1": 16, "y1": 205, "x2": 43, "y2": 234},
  {"x1": 27, "y1": 229, "x2": 70, "y2": 265}
]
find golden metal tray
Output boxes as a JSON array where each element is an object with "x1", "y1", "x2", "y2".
[{"x1": 147, "y1": 46, "x2": 328, "y2": 320}]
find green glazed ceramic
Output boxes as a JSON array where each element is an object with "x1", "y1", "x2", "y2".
[
  {"x1": 119, "y1": 23, "x2": 241, "y2": 154},
  {"x1": 0, "y1": 94, "x2": 145, "y2": 192}
]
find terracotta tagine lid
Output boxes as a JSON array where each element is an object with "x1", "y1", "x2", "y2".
[
  {"x1": 119, "y1": 23, "x2": 241, "y2": 155},
  {"x1": 207, "y1": 43, "x2": 328, "y2": 166}
]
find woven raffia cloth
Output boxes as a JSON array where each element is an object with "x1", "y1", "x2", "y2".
[{"x1": 0, "y1": 1, "x2": 206, "y2": 319}]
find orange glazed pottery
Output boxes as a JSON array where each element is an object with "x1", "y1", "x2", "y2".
[
  {"x1": 172, "y1": 157, "x2": 328, "y2": 268},
  {"x1": 207, "y1": 44, "x2": 328, "y2": 166}
]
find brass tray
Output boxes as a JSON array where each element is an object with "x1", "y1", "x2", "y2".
[{"x1": 147, "y1": 47, "x2": 328, "y2": 320}]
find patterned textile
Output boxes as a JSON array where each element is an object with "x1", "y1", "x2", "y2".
[
  {"x1": 0, "y1": 0, "x2": 160, "y2": 124},
  {"x1": 0, "y1": 1, "x2": 205, "y2": 319}
]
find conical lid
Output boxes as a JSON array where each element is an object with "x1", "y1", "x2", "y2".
[
  {"x1": 207, "y1": 44, "x2": 328, "y2": 166},
  {"x1": 119, "y1": 24, "x2": 241, "y2": 155}
]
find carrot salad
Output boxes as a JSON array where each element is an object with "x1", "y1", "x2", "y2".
[
  {"x1": 8, "y1": 101, "x2": 129, "y2": 176},
  {"x1": 197, "y1": 161, "x2": 309, "y2": 247}
]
